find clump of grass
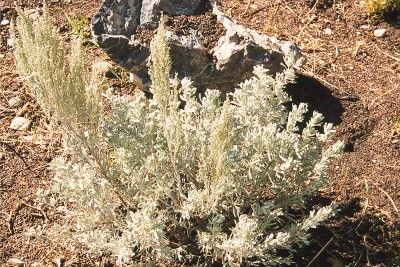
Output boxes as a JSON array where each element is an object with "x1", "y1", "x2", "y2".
[
  {"x1": 65, "y1": 13, "x2": 91, "y2": 40},
  {"x1": 12, "y1": 6, "x2": 102, "y2": 133},
  {"x1": 365, "y1": 0, "x2": 400, "y2": 15}
]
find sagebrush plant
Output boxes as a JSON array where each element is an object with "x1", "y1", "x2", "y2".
[
  {"x1": 14, "y1": 7, "x2": 344, "y2": 266},
  {"x1": 365, "y1": 0, "x2": 400, "y2": 14},
  {"x1": 12, "y1": 6, "x2": 102, "y2": 134}
]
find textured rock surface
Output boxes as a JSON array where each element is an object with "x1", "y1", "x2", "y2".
[
  {"x1": 141, "y1": 0, "x2": 205, "y2": 28},
  {"x1": 92, "y1": 0, "x2": 302, "y2": 92}
]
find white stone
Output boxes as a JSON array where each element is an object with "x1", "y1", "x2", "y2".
[
  {"x1": 8, "y1": 96, "x2": 22, "y2": 108},
  {"x1": 1, "y1": 19, "x2": 10, "y2": 26},
  {"x1": 373, "y1": 28, "x2": 386, "y2": 38},
  {"x1": 323, "y1": 28, "x2": 332, "y2": 35},
  {"x1": 7, "y1": 38, "x2": 14, "y2": 47},
  {"x1": 9, "y1": 117, "x2": 32, "y2": 131}
]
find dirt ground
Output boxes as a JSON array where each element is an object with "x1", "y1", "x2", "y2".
[{"x1": 0, "y1": 0, "x2": 399, "y2": 266}]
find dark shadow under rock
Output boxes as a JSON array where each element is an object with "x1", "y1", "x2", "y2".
[{"x1": 285, "y1": 75, "x2": 345, "y2": 126}]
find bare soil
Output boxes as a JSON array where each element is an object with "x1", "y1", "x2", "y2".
[
  {"x1": 1, "y1": 0, "x2": 399, "y2": 266},
  {"x1": 165, "y1": 12, "x2": 226, "y2": 51},
  {"x1": 135, "y1": 12, "x2": 226, "y2": 51}
]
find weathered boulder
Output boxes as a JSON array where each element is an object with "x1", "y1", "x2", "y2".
[
  {"x1": 92, "y1": 0, "x2": 302, "y2": 92},
  {"x1": 141, "y1": 0, "x2": 205, "y2": 28}
]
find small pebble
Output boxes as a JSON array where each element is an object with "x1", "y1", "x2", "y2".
[
  {"x1": 1, "y1": 19, "x2": 10, "y2": 26},
  {"x1": 7, "y1": 38, "x2": 14, "y2": 47},
  {"x1": 9, "y1": 116, "x2": 32, "y2": 131},
  {"x1": 8, "y1": 96, "x2": 22, "y2": 108},
  {"x1": 373, "y1": 28, "x2": 386, "y2": 38},
  {"x1": 323, "y1": 28, "x2": 332, "y2": 35}
]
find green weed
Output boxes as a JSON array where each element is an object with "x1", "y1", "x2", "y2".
[{"x1": 65, "y1": 13, "x2": 91, "y2": 40}]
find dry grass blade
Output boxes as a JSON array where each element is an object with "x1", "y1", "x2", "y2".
[{"x1": 376, "y1": 186, "x2": 399, "y2": 213}]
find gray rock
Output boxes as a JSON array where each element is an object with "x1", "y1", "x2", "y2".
[
  {"x1": 92, "y1": 0, "x2": 301, "y2": 93},
  {"x1": 140, "y1": 0, "x2": 161, "y2": 28},
  {"x1": 10, "y1": 117, "x2": 32, "y2": 131},
  {"x1": 159, "y1": 0, "x2": 205, "y2": 15},
  {"x1": 140, "y1": 0, "x2": 205, "y2": 28},
  {"x1": 92, "y1": 0, "x2": 142, "y2": 38}
]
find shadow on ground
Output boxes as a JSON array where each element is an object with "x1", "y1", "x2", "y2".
[
  {"x1": 291, "y1": 197, "x2": 400, "y2": 267},
  {"x1": 383, "y1": 10, "x2": 400, "y2": 28},
  {"x1": 285, "y1": 74, "x2": 345, "y2": 126}
]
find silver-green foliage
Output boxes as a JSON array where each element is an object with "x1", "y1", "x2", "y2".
[
  {"x1": 12, "y1": 6, "x2": 102, "y2": 133},
  {"x1": 14, "y1": 8, "x2": 343, "y2": 266}
]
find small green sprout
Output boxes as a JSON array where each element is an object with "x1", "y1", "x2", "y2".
[{"x1": 65, "y1": 13, "x2": 91, "y2": 40}]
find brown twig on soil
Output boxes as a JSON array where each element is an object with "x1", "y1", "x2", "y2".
[
  {"x1": 250, "y1": 3, "x2": 269, "y2": 16},
  {"x1": 306, "y1": 237, "x2": 335, "y2": 267},
  {"x1": 373, "y1": 43, "x2": 400, "y2": 62},
  {"x1": 0, "y1": 140, "x2": 32, "y2": 169},
  {"x1": 240, "y1": 0, "x2": 251, "y2": 17},
  {"x1": 281, "y1": 0, "x2": 303, "y2": 21},
  {"x1": 20, "y1": 200, "x2": 49, "y2": 221},
  {"x1": 0, "y1": 202, "x2": 24, "y2": 235},
  {"x1": 296, "y1": 0, "x2": 318, "y2": 42},
  {"x1": 0, "y1": 211, "x2": 14, "y2": 234},
  {"x1": 0, "y1": 107, "x2": 15, "y2": 113},
  {"x1": 376, "y1": 186, "x2": 399, "y2": 213},
  {"x1": 368, "y1": 87, "x2": 396, "y2": 109}
]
